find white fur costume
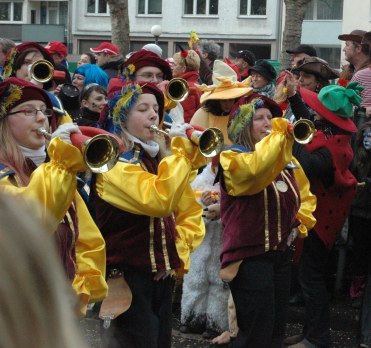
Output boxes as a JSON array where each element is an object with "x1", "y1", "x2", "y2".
[{"x1": 181, "y1": 163, "x2": 229, "y2": 333}]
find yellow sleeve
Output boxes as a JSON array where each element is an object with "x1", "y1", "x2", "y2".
[
  {"x1": 72, "y1": 193, "x2": 108, "y2": 316},
  {"x1": 0, "y1": 138, "x2": 86, "y2": 232},
  {"x1": 221, "y1": 118, "x2": 294, "y2": 196},
  {"x1": 174, "y1": 182, "x2": 205, "y2": 274},
  {"x1": 95, "y1": 137, "x2": 207, "y2": 217},
  {"x1": 292, "y1": 157, "x2": 317, "y2": 238},
  {"x1": 57, "y1": 113, "x2": 73, "y2": 125}
]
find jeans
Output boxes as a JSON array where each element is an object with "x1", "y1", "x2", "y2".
[
  {"x1": 102, "y1": 271, "x2": 174, "y2": 348},
  {"x1": 299, "y1": 230, "x2": 330, "y2": 348},
  {"x1": 229, "y1": 248, "x2": 292, "y2": 348}
]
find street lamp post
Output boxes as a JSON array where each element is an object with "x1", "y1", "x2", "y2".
[{"x1": 151, "y1": 25, "x2": 162, "y2": 45}]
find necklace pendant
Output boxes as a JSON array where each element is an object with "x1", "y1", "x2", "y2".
[{"x1": 276, "y1": 180, "x2": 288, "y2": 192}]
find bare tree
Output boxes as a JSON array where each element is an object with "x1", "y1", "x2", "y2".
[
  {"x1": 107, "y1": 0, "x2": 130, "y2": 55},
  {"x1": 280, "y1": 0, "x2": 312, "y2": 70}
]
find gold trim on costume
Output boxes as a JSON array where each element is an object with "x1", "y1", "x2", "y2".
[
  {"x1": 272, "y1": 178, "x2": 282, "y2": 243},
  {"x1": 65, "y1": 207, "x2": 77, "y2": 273},
  {"x1": 160, "y1": 218, "x2": 171, "y2": 270},
  {"x1": 264, "y1": 188, "x2": 270, "y2": 252},
  {"x1": 282, "y1": 170, "x2": 299, "y2": 207},
  {"x1": 149, "y1": 217, "x2": 157, "y2": 272}
]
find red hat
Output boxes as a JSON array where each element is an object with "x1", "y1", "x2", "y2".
[
  {"x1": 45, "y1": 41, "x2": 68, "y2": 58},
  {"x1": 0, "y1": 77, "x2": 53, "y2": 120},
  {"x1": 300, "y1": 87, "x2": 357, "y2": 133},
  {"x1": 90, "y1": 42, "x2": 120, "y2": 56},
  {"x1": 120, "y1": 49, "x2": 172, "y2": 81}
]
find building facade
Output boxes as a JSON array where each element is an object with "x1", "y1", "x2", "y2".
[{"x1": 0, "y1": 0, "x2": 369, "y2": 68}]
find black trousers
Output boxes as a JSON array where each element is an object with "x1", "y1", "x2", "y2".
[
  {"x1": 299, "y1": 230, "x2": 330, "y2": 348},
  {"x1": 229, "y1": 248, "x2": 292, "y2": 348},
  {"x1": 103, "y1": 271, "x2": 174, "y2": 348}
]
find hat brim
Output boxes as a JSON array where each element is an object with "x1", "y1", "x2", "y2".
[
  {"x1": 286, "y1": 49, "x2": 301, "y2": 54},
  {"x1": 248, "y1": 66, "x2": 275, "y2": 82},
  {"x1": 292, "y1": 62, "x2": 339, "y2": 80},
  {"x1": 200, "y1": 87, "x2": 252, "y2": 104},
  {"x1": 338, "y1": 34, "x2": 363, "y2": 43},
  {"x1": 300, "y1": 88, "x2": 357, "y2": 133}
]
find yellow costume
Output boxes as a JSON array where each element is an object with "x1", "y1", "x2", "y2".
[{"x1": 0, "y1": 138, "x2": 108, "y2": 315}]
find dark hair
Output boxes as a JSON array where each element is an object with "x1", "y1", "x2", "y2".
[
  {"x1": 79, "y1": 83, "x2": 107, "y2": 103},
  {"x1": 353, "y1": 41, "x2": 370, "y2": 55},
  {"x1": 82, "y1": 52, "x2": 96, "y2": 65},
  {"x1": 353, "y1": 121, "x2": 371, "y2": 168},
  {"x1": 13, "y1": 48, "x2": 40, "y2": 71},
  {"x1": 203, "y1": 98, "x2": 237, "y2": 115}
]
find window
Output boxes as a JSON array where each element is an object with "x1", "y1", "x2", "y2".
[
  {"x1": 87, "y1": 0, "x2": 108, "y2": 14},
  {"x1": 184, "y1": 0, "x2": 218, "y2": 16},
  {"x1": 138, "y1": 0, "x2": 162, "y2": 15},
  {"x1": 315, "y1": 47, "x2": 341, "y2": 70},
  {"x1": 304, "y1": 0, "x2": 343, "y2": 20},
  {"x1": 0, "y1": 2, "x2": 23, "y2": 21},
  {"x1": 239, "y1": 0, "x2": 266, "y2": 16}
]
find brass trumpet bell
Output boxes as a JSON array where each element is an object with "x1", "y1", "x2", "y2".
[
  {"x1": 150, "y1": 125, "x2": 224, "y2": 157},
  {"x1": 292, "y1": 119, "x2": 315, "y2": 144},
  {"x1": 187, "y1": 127, "x2": 225, "y2": 157},
  {"x1": 30, "y1": 60, "x2": 55, "y2": 84},
  {"x1": 79, "y1": 134, "x2": 121, "y2": 173},
  {"x1": 166, "y1": 78, "x2": 190, "y2": 102},
  {"x1": 71, "y1": 126, "x2": 124, "y2": 174}
]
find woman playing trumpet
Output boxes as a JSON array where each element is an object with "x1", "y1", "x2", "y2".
[
  {"x1": 91, "y1": 81, "x2": 207, "y2": 348},
  {"x1": 219, "y1": 95, "x2": 316, "y2": 348},
  {"x1": 0, "y1": 77, "x2": 108, "y2": 315}
]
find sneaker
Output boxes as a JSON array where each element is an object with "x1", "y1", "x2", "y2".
[{"x1": 284, "y1": 334, "x2": 304, "y2": 346}]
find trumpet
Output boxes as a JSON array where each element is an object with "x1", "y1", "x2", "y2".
[
  {"x1": 150, "y1": 124, "x2": 224, "y2": 157},
  {"x1": 266, "y1": 119, "x2": 315, "y2": 145},
  {"x1": 166, "y1": 78, "x2": 190, "y2": 102},
  {"x1": 38, "y1": 126, "x2": 124, "y2": 173},
  {"x1": 30, "y1": 60, "x2": 66, "y2": 84},
  {"x1": 291, "y1": 119, "x2": 315, "y2": 144}
]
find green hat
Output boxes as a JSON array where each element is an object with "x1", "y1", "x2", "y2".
[
  {"x1": 300, "y1": 82, "x2": 363, "y2": 133},
  {"x1": 319, "y1": 82, "x2": 363, "y2": 118}
]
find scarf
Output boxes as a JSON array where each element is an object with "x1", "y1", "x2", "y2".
[
  {"x1": 18, "y1": 145, "x2": 46, "y2": 167},
  {"x1": 123, "y1": 129, "x2": 160, "y2": 158},
  {"x1": 253, "y1": 82, "x2": 276, "y2": 99}
]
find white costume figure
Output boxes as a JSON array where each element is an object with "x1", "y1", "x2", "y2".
[{"x1": 180, "y1": 163, "x2": 229, "y2": 338}]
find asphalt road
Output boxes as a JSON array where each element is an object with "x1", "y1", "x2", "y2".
[{"x1": 80, "y1": 296, "x2": 360, "y2": 348}]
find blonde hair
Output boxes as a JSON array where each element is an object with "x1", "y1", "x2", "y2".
[
  {"x1": 0, "y1": 119, "x2": 30, "y2": 185},
  {"x1": 173, "y1": 49, "x2": 201, "y2": 72},
  {"x1": 0, "y1": 195, "x2": 88, "y2": 348},
  {"x1": 235, "y1": 122, "x2": 256, "y2": 151}
]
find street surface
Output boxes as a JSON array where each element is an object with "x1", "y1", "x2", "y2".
[{"x1": 80, "y1": 296, "x2": 360, "y2": 347}]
